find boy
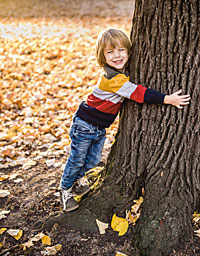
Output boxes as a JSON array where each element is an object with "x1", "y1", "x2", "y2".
[{"x1": 59, "y1": 28, "x2": 190, "y2": 212}]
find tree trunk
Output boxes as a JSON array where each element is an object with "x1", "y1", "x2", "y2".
[
  {"x1": 44, "y1": 0, "x2": 200, "y2": 255},
  {"x1": 119, "y1": 0, "x2": 200, "y2": 254}
]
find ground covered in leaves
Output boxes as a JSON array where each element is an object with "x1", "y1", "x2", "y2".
[{"x1": 0, "y1": 1, "x2": 200, "y2": 255}]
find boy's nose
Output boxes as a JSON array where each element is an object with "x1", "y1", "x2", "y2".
[{"x1": 113, "y1": 49, "x2": 120, "y2": 57}]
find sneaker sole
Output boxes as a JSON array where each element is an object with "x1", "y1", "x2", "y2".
[
  {"x1": 63, "y1": 204, "x2": 79, "y2": 212},
  {"x1": 72, "y1": 187, "x2": 91, "y2": 197}
]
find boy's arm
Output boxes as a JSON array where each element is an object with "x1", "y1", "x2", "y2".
[{"x1": 164, "y1": 90, "x2": 191, "y2": 109}]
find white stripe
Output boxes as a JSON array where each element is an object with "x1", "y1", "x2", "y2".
[
  {"x1": 92, "y1": 87, "x2": 124, "y2": 104},
  {"x1": 116, "y1": 81, "x2": 138, "y2": 98}
]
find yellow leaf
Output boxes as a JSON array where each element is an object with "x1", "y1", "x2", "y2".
[
  {"x1": 116, "y1": 252, "x2": 128, "y2": 256},
  {"x1": 131, "y1": 203, "x2": 141, "y2": 214},
  {"x1": 0, "y1": 228, "x2": 7, "y2": 234},
  {"x1": 0, "y1": 174, "x2": 10, "y2": 181},
  {"x1": 127, "y1": 210, "x2": 140, "y2": 225},
  {"x1": 133, "y1": 196, "x2": 143, "y2": 204},
  {"x1": 111, "y1": 214, "x2": 129, "y2": 236},
  {"x1": 54, "y1": 244, "x2": 62, "y2": 251},
  {"x1": 7, "y1": 229, "x2": 23, "y2": 240},
  {"x1": 193, "y1": 212, "x2": 200, "y2": 223},
  {"x1": 116, "y1": 221, "x2": 129, "y2": 236},
  {"x1": 41, "y1": 235, "x2": 51, "y2": 245},
  {"x1": 111, "y1": 214, "x2": 127, "y2": 231}
]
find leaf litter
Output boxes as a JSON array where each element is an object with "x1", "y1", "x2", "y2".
[{"x1": 0, "y1": 1, "x2": 135, "y2": 255}]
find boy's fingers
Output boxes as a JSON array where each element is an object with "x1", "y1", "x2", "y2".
[
  {"x1": 180, "y1": 102, "x2": 190, "y2": 105},
  {"x1": 176, "y1": 89, "x2": 182, "y2": 94},
  {"x1": 182, "y1": 97, "x2": 191, "y2": 101}
]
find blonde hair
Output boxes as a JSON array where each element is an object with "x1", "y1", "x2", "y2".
[{"x1": 95, "y1": 28, "x2": 132, "y2": 67}]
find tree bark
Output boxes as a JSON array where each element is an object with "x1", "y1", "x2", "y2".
[
  {"x1": 44, "y1": 1, "x2": 200, "y2": 255},
  {"x1": 117, "y1": 0, "x2": 200, "y2": 255}
]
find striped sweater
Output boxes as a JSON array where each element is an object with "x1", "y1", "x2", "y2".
[{"x1": 76, "y1": 66, "x2": 165, "y2": 128}]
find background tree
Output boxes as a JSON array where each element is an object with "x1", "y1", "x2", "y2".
[{"x1": 45, "y1": 0, "x2": 200, "y2": 255}]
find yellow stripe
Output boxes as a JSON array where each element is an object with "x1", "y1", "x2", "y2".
[{"x1": 98, "y1": 74, "x2": 129, "y2": 93}]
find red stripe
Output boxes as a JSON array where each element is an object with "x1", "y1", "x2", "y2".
[
  {"x1": 87, "y1": 94, "x2": 122, "y2": 114},
  {"x1": 130, "y1": 85, "x2": 147, "y2": 103}
]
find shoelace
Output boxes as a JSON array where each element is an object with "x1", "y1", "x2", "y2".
[{"x1": 62, "y1": 189, "x2": 72, "y2": 201}]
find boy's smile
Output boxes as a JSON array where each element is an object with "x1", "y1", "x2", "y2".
[{"x1": 104, "y1": 43, "x2": 129, "y2": 72}]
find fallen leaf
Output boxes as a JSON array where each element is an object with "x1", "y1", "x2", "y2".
[
  {"x1": 0, "y1": 190, "x2": 10, "y2": 198},
  {"x1": 96, "y1": 219, "x2": 109, "y2": 234},
  {"x1": 133, "y1": 196, "x2": 143, "y2": 204},
  {"x1": 13, "y1": 178, "x2": 23, "y2": 183},
  {"x1": 116, "y1": 252, "x2": 128, "y2": 256},
  {"x1": 22, "y1": 160, "x2": 37, "y2": 170},
  {"x1": 0, "y1": 174, "x2": 10, "y2": 181},
  {"x1": 0, "y1": 228, "x2": 7, "y2": 235},
  {"x1": 42, "y1": 235, "x2": 51, "y2": 246},
  {"x1": 194, "y1": 229, "x2": 200, "y2": 238},
  {"x1": 0, "y1": 211, "x2": 10, "y2": 220},
  {"x1": 193, "y1": 212, "x2": 200, "y2": 224},
  {"x1": 22, "y1": 232, "x2": 45, "y2": 250},
  {"x1": 111, "y1": 214, "x2": 129, "y2": 236},
  {"x1": 7, "y1": 229, "x2": 23, "y2": 240},
  {"x1": 116, "y1": 220, "x2": 129, "y2": 236},
  {"x1": 41, "y1": 244, "x2": 62, "y2": 255}
]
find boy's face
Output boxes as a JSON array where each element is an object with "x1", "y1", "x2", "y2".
[{"x1": 104, "y1": 42, "x2": 128, "y2": 72}]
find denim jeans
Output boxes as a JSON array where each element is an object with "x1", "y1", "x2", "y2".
[{"x1": 60, "y1": 115, "x2": 106, "y2": 189}]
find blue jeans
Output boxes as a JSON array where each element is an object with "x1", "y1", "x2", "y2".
[{"x1": 60, "y1": 115, "x2": 106, "y2": 189}]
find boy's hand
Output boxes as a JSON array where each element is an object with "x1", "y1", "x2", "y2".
[{"x1": 164, "y1": 90, "x2": 191, "y2": 109}]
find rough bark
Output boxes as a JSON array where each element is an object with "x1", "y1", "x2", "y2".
[
  {"x1": 117, "y1": 0, "x2": 200, "y2": 255},
  {"x1": 44, "y1": 1, "x2": 200, "y2": 255}
]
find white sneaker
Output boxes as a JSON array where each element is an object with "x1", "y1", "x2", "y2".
[{"x1": 59, "y1": 187, "x2": 79, "y2": 212}]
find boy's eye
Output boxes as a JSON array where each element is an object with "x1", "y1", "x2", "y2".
[
  {"x1": 106, "y1": 50, "x2": 113, "y2": 54},
  {"x1": 119, "y1": 48, "x2": 125, "y2": 51}
]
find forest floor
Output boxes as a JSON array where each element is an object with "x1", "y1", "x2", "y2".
[{"x1": 0, "y1": 0, "x2": 200, "y2": 255}]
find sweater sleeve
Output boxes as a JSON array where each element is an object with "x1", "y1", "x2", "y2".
[
  {"x1": 144, "y1": 88, "x2": 166, "y2": 104},
  {"x1": 100, "y1": 69, "x2": 165, "y2": 104}
]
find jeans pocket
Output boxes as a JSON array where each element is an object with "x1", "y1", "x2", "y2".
[{"x1": 72, "y1": 124, "x2": 92, "y2": 136}]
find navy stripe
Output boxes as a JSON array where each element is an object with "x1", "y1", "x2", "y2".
[
  {"x1": 76, "y1": 102, "x2": 118, "y2": 129},
  {"x1": 144, "y1": 88, "x2": 165, "y2": 104}
]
